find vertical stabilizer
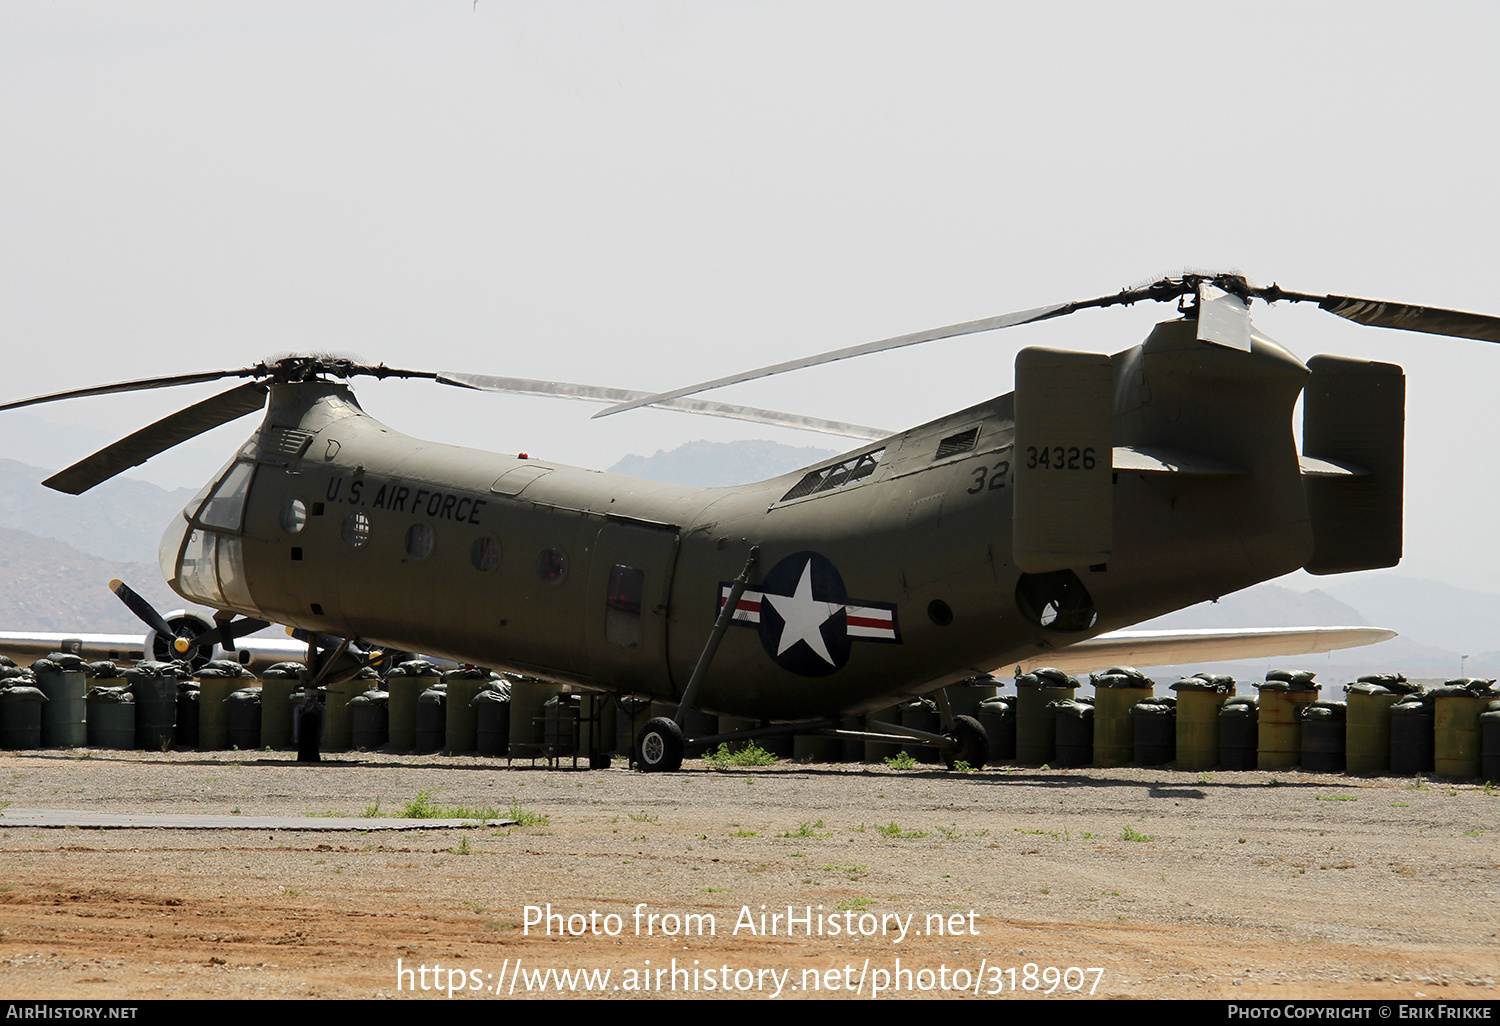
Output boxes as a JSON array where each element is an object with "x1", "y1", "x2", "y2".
[
  {"x1": 1301, "y1": 355, "x2": 1404, "y2": 574},
  {"x1": 1013, "y1": 347, "x2": 1115, "y2": 573}
]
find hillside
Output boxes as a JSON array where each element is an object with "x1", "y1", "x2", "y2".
[{"x1": 0, "y1": 527, "x2": 188, "y2": 634}]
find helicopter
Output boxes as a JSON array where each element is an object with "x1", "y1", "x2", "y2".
[{"x1": 3, "y1": 272, "x2": 1488, "y2": 771}]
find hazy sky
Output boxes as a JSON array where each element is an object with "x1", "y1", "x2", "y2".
[{"x1": 4, "y1": 3, "x2": 1500, "y2": 592}]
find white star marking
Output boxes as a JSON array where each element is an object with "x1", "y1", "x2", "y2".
[{"x1": 763, "y1": 559, "x2": 844, "y2": 666}]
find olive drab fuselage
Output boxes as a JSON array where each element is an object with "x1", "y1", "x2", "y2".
[{"x1": 157, "y1": 320, "x2": 1352, "y2": 720}]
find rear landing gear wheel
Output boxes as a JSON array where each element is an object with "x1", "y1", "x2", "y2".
[
  {"x1": 635, "y1": 717, "x2": 684, "y2": 772},
  {"x1": 944, "y1": 715, "x2": 988, "y2": 770}
]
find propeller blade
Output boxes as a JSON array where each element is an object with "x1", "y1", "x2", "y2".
[
  {"x1": 290, "y1": 627, "x2": 365, "y2": 652},
  {"x1": 590, "y1": 300, "x2": 1084, "y2": 419},
  {"x1": 0, "y1": 366, "x2": 263, "y2": 413},
  {"x1": 109, "y1": 579, "x2": 177, "y2": 641},
  {"x1": 189, "y1": 617, "x2": 273, "y2": 653},
  {"x1": 438, "y1": 372, "x2": 891, "y2": 441},
  {"x1": 43, "y1": 381, "x2": 269, "y2": 494}
]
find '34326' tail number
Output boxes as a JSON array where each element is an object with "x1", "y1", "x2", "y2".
[{"x1": 1024, "y1": 446, "x2": 1097, "y2": 471}]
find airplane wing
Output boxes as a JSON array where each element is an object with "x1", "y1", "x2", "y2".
[
  {"x1": 0, "y1": 632, "x2": 149, "y2": 665},
  {"x1": 1010, "y1": 626, "x2": 1397, "y2": 675},
  {"x1": 0, "y1": 631, "x2": 307, "y2": 673}
]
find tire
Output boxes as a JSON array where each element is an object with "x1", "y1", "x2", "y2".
[
  {"x1": 589, "y1": 748, "x2": 612, "y2": 770},
  {"x1": 635, "y1": 717, "x2": 685, "y2": 772},
  {"x1": 944, "y1": 714, "x2": 989, "y2": 770}
]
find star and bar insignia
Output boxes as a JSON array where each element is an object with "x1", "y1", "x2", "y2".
[{"x1": 717, "y1": 550, "x2": 900, "y2": 677}]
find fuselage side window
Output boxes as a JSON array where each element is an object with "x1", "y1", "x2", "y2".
[
  {"x1": 197, "y1": 461, "x2": 256, "y2": 532},
  {"x1": 605, "y1": 564, "x2": 645, "y2": 649}
]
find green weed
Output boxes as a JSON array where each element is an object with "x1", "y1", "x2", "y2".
[
  {"x1": 392, "y1": 789, "x2": 520, "y2": 824},
  {"x1": 822, "y1": 864, "x2": 868, "y2": 880},
  {"x1": 703, "y1": 742, "x2": 777, "y2": 768},
  {"x1": 402, "y1": 790, "x2": 440, "y2": 818},
  {"x1": 874, "y1": 821, "x2": 928, "y2": 839},
  {"x1": 883, "y1": 751, "x2": 918, "y2": 770},
  {"x1": 506, "y1": 799, "x2": 549, "y2": 827},
  {"x1": 1121, "y1": 824, "x2": 1154, "y2": 842},
  {"x1": 779, "y1": 820, "x2": 829, "y2": 838}
]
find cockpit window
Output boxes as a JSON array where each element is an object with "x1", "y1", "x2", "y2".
[{"x1": 197, "y1": 461, "x2": 256, "y2": 531}]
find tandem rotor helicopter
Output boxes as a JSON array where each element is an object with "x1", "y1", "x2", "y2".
[{"x1": 5, "y1": 272, "x2": 1492, "y2": 771}]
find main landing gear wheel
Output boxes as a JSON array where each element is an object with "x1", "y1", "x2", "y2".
[
  {"x1": 944, "y1": 715, "x2": 989, "y2": 770},
  {"x1": 635, "y1": 717, "x2": 685, "y2": 772}
]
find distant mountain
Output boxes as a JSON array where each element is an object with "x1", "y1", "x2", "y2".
[
  {"x1": 1316, "y1": 575, "x2": 1500, "y2": 657},
  {"x1": 0, "y1": 459, "x2": 193, "y2": 565},
  {"x1": 608, "y1": 439, "x2": 838, "y2": 487},
  {"x1": 0, "y1": 527, "x2": 189, "y2": 634},
  {"x1": 1127, "y1": 577, "x2": 1489, "y2": 683},
  {"x1": 1136, "y1": 584, "x2": 1367, "y2": 631}
]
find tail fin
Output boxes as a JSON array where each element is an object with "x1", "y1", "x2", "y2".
[{"x1": 1301, "y1": 355, "x2": 1404, "y2": 574}]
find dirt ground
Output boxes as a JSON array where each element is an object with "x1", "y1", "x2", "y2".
[{"x1": 0, "y1": 748, "x2": 1496, "y2": 1001}]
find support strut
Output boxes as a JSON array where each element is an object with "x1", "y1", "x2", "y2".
[{"x1": 674, "y1": 545, "x2": 759, "y2": 727}]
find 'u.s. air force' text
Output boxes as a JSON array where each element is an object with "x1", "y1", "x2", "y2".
[
  {"x1": 325, "y1": 475, "x2": 486, "y2": 525},
  {"x1": 525, "y1": 904, "x2": 979, "y2": 943}
]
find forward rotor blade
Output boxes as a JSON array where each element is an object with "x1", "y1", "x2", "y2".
[
  {"x1": 439, "y1": 372, "x2": 891, "y2": 441},
  {"x1": 0, "y1": 366, "x2": 262, "y2": 413},
  {"x1": 591, "y1": 300, "x2": 1084, "y2": 419},
  {"x1": 43, "y1": 380, "x2": 269, "y2": 494}
]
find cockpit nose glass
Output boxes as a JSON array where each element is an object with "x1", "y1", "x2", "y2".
[
  {"x1": 158, "y1": 512, "x2": 189, "y2": 585},
  {"x1": 175, "y1": 529, "x2": 225, "y2": 607},
  {"x1": 161, "y1": 458, "x2": 258, "y2": 610}
]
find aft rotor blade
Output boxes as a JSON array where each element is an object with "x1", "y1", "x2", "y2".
[
  {"x1": 1319, "y1": 295, "x2": 1500, "y2": 343},
  {"x1": 1253, "y1": 286, "x2": 1500, "y2": 344},
  {"x1": 43, "y1": 380, "x2": 270, "y2": 494},
  {"x1": 0, "y1": 366, "x2": 262, "y2": 413},
  {"x1": 590, "y1": 300, "x2": 1088, "y2": 419},
  {"x1": 439, "y1": 372, "x2": 891, "y2": 441}
]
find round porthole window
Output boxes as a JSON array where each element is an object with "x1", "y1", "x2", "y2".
[
  {"x1": 340, "y1": 511, "x2": 371, "y2": 548},
  {"x1": 470, "y1": 534, "x2": 500, "y2": 572},
  {"x1": 280, "y1": 498, "x2": 307, "y2": 534},
  {"x1": 404, "y1": 523, "x2": 434, "y2": 560},
  {"x1": 536, "y1": 546, "x2": 567, "y2": 584}
]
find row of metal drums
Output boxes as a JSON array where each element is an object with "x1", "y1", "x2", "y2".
[
  {"x1": 0, "y1": 656, "x2": 608, "y2": 762},
  {"x1": 4, "y1": 656, "x2": 1499, "y2": 779},
  {"x1": 990, "y1": 668, "x2": 1500, "y2": 778}
]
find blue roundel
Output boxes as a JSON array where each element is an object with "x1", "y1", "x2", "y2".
[{"x1": 755, "y1": 551, "x2": 852, "y2": 677}]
